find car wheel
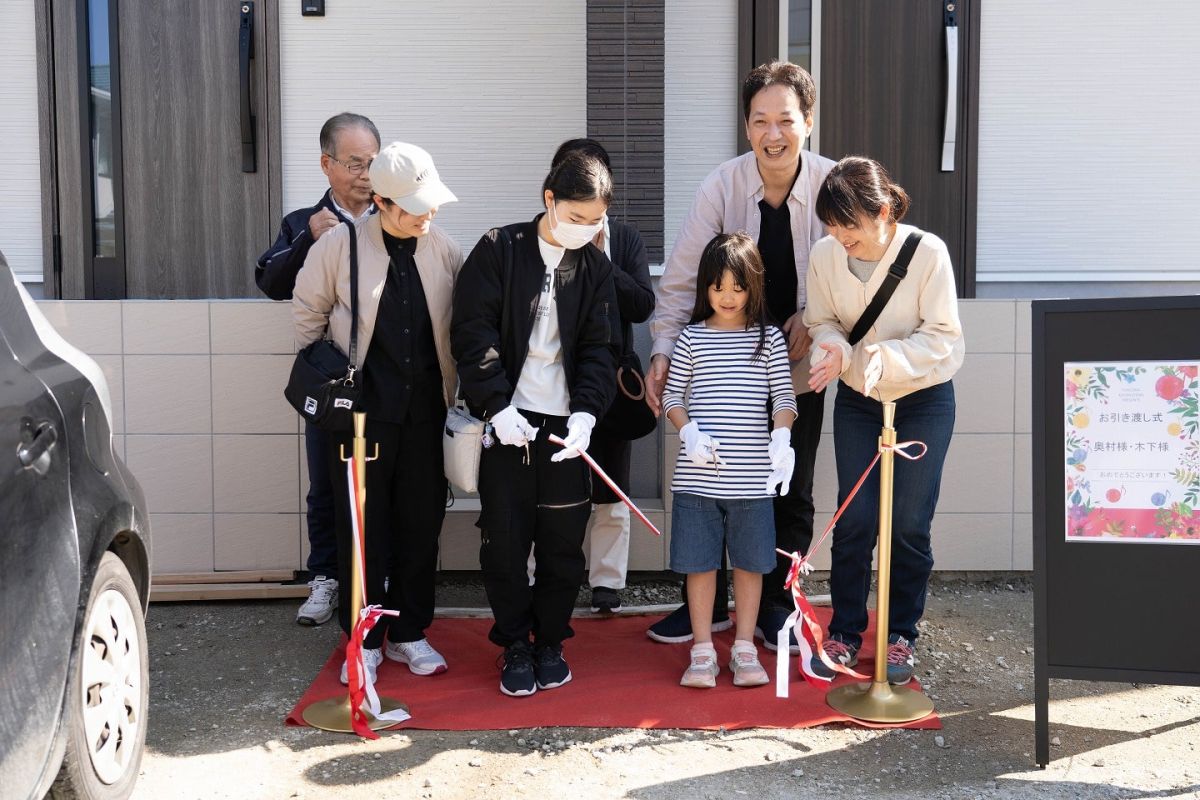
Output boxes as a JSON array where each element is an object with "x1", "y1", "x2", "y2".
[{"x1": 49, "y1": 552, "x2": 148, "y2": 800}]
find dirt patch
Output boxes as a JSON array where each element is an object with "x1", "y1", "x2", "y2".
[{"x1": 131, "y1": 575, "x2": 1200, "y2": 799}]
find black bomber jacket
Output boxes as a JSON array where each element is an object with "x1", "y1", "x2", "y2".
[{"x1": 450, "y1": 215, "x2": 618, "y2": 421}]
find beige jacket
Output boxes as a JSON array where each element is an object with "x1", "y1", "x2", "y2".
[
  {"x1": 650, "y1": 149, "x2": 836, "y2": 394},
  {"x1": 803, "y1": 224, "x2": 964, "y2": 403},
  {"x1": 292, "y1": 213, "x2": 464, "y2": 407}
]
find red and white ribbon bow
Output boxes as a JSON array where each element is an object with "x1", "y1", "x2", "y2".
[
  {"x1": 774, "y1": 439, "x2": 927, "y2": 697},
  {"x1": 343, "y1": 459, "x2": 410, "y2": 738}
]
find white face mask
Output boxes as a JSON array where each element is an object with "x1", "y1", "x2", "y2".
[{"x1": 548, "y1": 201, "x2": 603, "y2": 250}]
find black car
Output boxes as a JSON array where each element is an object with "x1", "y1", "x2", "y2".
[{"x1": 0, "y1": 251, "x2": 151, "y2": 799}]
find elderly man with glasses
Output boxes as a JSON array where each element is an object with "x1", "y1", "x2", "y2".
[{"x1": 255, "y1": 112, "x2": 380, "y2": 627}]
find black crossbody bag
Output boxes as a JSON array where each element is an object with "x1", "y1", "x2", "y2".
[
  {"x1": 846, "y1": 231, "x2": 923, "y2": 345},
  {"x1": 284, "y1": 223, "x2": 362, "y2": 432}
]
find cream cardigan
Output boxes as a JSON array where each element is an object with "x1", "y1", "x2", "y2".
[
  {"x1": 292, "y1": 213, "x2": 464, "y2": 408},
  {"x1": 803, "y1": 224, "x2": 964, "y2": 403}
]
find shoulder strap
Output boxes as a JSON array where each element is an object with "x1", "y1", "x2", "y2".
[
  {"x1": 346, "y1": 221, "x2": 360, "y2": 374},
  {"x1": 847, "y1": 231, "x2": 923, "y2": 346}
]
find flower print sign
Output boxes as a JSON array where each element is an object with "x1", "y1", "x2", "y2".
[{"x1": 1064, "y1": 362, "x2": 1200, "y2": 543}]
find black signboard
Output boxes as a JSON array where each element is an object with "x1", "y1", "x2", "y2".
[{"x1": 1032, "y1": 296, "x2": 1200, "y2": 767}]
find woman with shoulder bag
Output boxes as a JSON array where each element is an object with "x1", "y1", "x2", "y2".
[
  {"x1": 803, "y1": 156, "x2": 964, "y2": 686},
  {"x1": 293, "y1": 142, "x2": 463, "y2": 686},
  {"x1": 451, "y1": 150, "x2": 618, "y2": 697}
]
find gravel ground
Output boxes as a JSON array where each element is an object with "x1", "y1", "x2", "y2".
[{"x1": 130, "y1": 575, "x2": 1200, "y2": 800}]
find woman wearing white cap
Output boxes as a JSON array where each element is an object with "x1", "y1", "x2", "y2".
[
  {"x1": 293, "y1": 141, "x2": 463, "y2": 686},
  {"x1": 451, "y1": 151, "x2": 618, "y2": 697}
]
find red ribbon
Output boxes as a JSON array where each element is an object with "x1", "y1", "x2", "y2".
[{"x1": 548, "y1": 433, "x2": 661, "y2": 536}]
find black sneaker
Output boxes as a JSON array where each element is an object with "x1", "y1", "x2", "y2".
[
  {"x1": 810, "y1": 637, "x2": 859, "y2": 680},
  {"x1": 886, "y1": 634, "x2": 916, "y2": 685},
  {"x1": 533, "y1": 643, "x2": 572, "y2": 690},
  {"x1": 646, "y1": 603, "x2": 733, "y2": 644},
  {"x1": 755, "y1": 605, "x2": 800, "y2": 654},
  {"x1": 499, "y1": 641, "x2": 537, "y2": 697},
  {"x1": 590, "y1": 586, "x2": 622, "y2": 614}
]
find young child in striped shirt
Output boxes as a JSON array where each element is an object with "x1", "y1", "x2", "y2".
[{"x1": 662, "y1": 232, "x2": 798, "y2": 689}]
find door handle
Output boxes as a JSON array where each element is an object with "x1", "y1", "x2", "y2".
[
  {"x1": 941, "y1": 1, "x2": 958, "y2": 172},
  {"x1": 239, "y1": 2, "x2": 257, "y2": 173},
  {"x1": 17, "y1": 421, "x2": 58, "y2": 475}
]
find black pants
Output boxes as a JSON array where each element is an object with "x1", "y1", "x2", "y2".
[
  {"x1": 478, "y1": 411, "x2": 592, "y2": 648},
  {"x1": 303, "y1": 421, "x2": 338, "y2": 578},
  {"x1": 681, "y1": 389, "x2": 826, "y2": 614},
  {"x1": 329, "y1": 417, "x2": 446, "y2": 649}
]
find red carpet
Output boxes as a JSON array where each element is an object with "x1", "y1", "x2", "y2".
[{"x1": 285, "y1": 609, "x2": 940, "y2": 731}]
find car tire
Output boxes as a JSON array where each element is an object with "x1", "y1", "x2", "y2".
[{"x1": 48, "y1": 552, "x2": 148, "y2": 800}]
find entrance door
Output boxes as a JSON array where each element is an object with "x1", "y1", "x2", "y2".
[
  {"x1": 44, "y1": 0, "x2": 278, "y2": 299},
  {"x1": 818, "y1": 0, "x2": 979, "y2": 296}
]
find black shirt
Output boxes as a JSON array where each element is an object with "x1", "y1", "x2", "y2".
[
  {"x1": 757, "y1": 168, "x2": 803, "y2": 327},
  {"x1": 360, "y1": 232, "x2": 444, "y2": 424}
]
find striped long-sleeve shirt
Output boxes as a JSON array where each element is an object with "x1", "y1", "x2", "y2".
[{"x1": 663, "y1": 323, "x2": 798, "y2": 498}]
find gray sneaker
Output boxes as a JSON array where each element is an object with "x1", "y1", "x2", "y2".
[
  {"x1": 385, "y1": 638, "x2": 448, "y2": 675},
  {"x1": 810, "y1": 637, "x2": 859, "y2": 680},
  {"x1": 296, "y1": 576, "x2": 337, "y2": 626}
]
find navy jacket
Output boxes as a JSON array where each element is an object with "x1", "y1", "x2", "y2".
[
  {"x1": 606, "y1": 217, "x2": 655, "y2": 357},
  {"x1": 255, "y1": 189, "x2": 346, "y2": 301}
]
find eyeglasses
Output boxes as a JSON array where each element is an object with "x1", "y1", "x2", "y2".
[{"x1": 326, "y1": 155, "x2": 374, "y2": 176}]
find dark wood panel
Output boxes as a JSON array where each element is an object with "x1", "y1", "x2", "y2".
[
  {"x1": 35, "y1": 0, "x2": 58, "y2": 294},
  {"x1": 586, "y1": 0, "x2": 666, "y2": 262},
  {"x1": 119, "y1": 0, "x2": 273, "y2": 298},
  {"x1": 819, "y1": 0, "x2": 976, "y2": 295},
  {"x1": 42, "y1": 0, "x2": 88, "y2": 298}
]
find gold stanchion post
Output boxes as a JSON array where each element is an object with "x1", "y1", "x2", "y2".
[
  {"x1": 303, "y1": 412, "x2": 407, "y2": 732},
  {"x1": 825, "y1": 401, "x2": 935, "y2": 723}
]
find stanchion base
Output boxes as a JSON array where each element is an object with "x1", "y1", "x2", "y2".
[
  {"x1": 826, "y1": 680, "x2": 935, "y2": 724},
  {"x1": 302, "y1": 695, "x2": 409, "y2": 733}
]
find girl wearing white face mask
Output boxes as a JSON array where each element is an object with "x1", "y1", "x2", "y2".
[{"x1": 451, "y1": 151, "x2": 619, "y2": 698}]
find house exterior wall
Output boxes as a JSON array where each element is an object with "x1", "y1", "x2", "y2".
[
  {"x1": 278, "y1": 0, "x2": 587, "y2": 250},
  {"x1": 663, "y1": 0, "x2": 738, "y2": 259},
  {"x1": 35, "y1": 298, "x2": 1032, "y2": 575},
  {"x1": 974, "y1": 0, "x2": 1200, "y2": 298},
  {"x1": 0, "y1": 3, "x2": 44, "y2": 283}
]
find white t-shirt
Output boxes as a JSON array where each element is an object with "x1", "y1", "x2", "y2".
[{"x1": 512, "y1": 236, "x2": 571, "y2": 416}]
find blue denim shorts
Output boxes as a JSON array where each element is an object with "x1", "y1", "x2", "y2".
[{"x1": 669, "y1": 493, "x2": 776, "y2": 574}]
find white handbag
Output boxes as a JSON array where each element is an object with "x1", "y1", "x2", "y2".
[{"x1": 443, "y1": 404, "x2": 488, "y2": 494}]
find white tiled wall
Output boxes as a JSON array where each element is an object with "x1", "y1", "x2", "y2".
[{"x1": 36, "y1": 298, "x2": 1034, "y2": 575}]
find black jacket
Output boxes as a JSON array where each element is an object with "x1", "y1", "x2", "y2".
[
  {"x1": 255, "y1": 189, "x2": 347, "y2": 300},
  {"x1": 605, "y1": 217, "x2": 655, "y2": 356},
  {"x1": 451, "y1": 216, "x2": 618, "y2": 420}
]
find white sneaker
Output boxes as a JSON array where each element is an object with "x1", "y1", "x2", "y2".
[
  {"x1": 339, "y1": 647, "x2": 383, "y2": 686},
  {"x1": 296, "y1": 576, "x2": 338, "y2": 626},
  {"x1": 385, "y1": 638, "x2": 448, "y2": 675}
]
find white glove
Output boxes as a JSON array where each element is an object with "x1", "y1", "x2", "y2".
[
  {"x1": 768, "y1": 427, "x2": 793, "y2": 469},
  {"x1": 766, "y1": 428, "x2": 795, "y2": 495},
  {"x1": 680, "y1": 420, "x2": 724, "y2": 468},
  {"x1": 862, "y1": 344, "x2": 884, "y2": 398},
  {"x1": 551, "y1": 412, "x2": 596, "y2": 462},
  {"x1": 491, "y1": 405, "x2": 538, "y2": 448}
]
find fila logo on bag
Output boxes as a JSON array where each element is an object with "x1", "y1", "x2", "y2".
[
  {"x1": 304, "y1": 397, "x2": 318, "y2": 415},
  {"x1": 333, "y1": 398, "x2": 354, "y2": 410}
]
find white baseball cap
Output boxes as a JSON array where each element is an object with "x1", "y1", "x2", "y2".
[{"x1": 368, "y1": 141, "x2": 458, "y2": 215}]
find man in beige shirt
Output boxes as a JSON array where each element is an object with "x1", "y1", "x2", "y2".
[{"x1": 645, "y1": 62, "x2": 834, "y2": 651}]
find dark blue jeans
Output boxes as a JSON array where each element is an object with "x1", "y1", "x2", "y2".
[
  {"x1": 304, "y1": 421, "x2": 338, "y2": 579},
  {"x1": 828, "y1": 380, "x2": 955, "y2": 648}
]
